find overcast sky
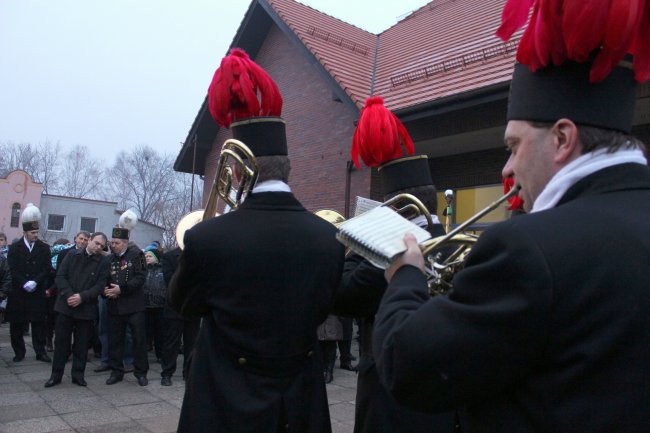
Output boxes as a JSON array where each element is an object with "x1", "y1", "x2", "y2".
[{"x1": 0, "y1": 0, "x2": 429, "y2": 164}]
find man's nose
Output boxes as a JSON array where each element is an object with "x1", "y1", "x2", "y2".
[{"x1": 502, "y1": 154, "x2": 514, "y2": 179}]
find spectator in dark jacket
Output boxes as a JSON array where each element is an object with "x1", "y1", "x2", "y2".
[
  {"x1": 143, "y1": 249, "x2": 166, "y2": 361},
  {"x1": 159, "y1": 247, "x2": 200, "y2": 386},
  {"x1": 45, "y1": 232, "x2": 110, "y2": 388}
]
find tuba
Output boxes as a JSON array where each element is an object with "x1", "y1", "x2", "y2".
[
  {"x1": 175, "y1": 139, "x2": 258, "y2": 249},
  {"x1": 315, "y1": 209, "x2": 346, "y2": 227}
]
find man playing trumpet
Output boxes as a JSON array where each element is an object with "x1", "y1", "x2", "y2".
[{"x1": 372, "y1": 3, "x2": 650, "y2": 433}]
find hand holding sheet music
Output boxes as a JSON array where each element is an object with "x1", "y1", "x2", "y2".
[{"x1": 336, "y1": 206, "x2": 431, "y2": 269}]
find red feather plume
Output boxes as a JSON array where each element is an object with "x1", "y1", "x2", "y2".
[
  {"x1": 503, "y1": 177, "x2": 524, "y2": 211},
  {"x1": 207, "y1": 48, "x2": 283, "y2": 128},
  {"x1": 496, "y1": 0, "x2": 650, "y2": 83},
  {"x1": 351, "y1": 97, "x2": 415, "y2": 169}
]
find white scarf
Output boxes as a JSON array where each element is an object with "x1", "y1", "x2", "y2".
[
  {"x1": 251, "y1": 180, "x2": 291, "y2": 194},
  {"x1": 532, "y1": 148, "x2": 647, "y2": 213},
  {"x1": 224, "y1": 180, "x2": 292, "y2": 213},
  {"x1": 23, "y1": 237, "x2": 34, "y2": 252}
]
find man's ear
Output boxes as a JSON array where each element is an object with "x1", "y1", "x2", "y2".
[{"x1": 552, "y1": 118, "x2": 582, "y2": 164}]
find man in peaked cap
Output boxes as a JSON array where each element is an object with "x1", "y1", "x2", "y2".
[
  {"x1": 371, "y1": 2, "x2": 650, "y2": 433},
  {"x1": 170, "y1": 48, "x2": 344, "y2": 433},
  {"x1": 6, "y1": 203, "x2": 52, "y2": 363},
  {"x1": 104, "y1": 210, "x2": 149, "y2": 386},
  {"x1": 333, "y1": 97, "x2": 456, "y2": 433}
]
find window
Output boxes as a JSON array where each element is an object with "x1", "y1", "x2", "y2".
[
  {"x1": 10, "y1": 203, "x2": 20, "y2": 227},
  {"x1": 80, "y1": 217, "x2": 97, "y2": 233},
  {"x1": 436, "y1": 184, "x2": 509, "y2": 227},
  {"x1": 47, "y1": 214, "x2": 65, "y2": 232}
]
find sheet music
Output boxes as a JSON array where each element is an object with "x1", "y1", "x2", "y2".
[
  {"x1": 337, "y1": 206, "x2": 431, "y2": 269},
  {"x1": 353, "y1": 196, "x2": 382, "y2": 217}
]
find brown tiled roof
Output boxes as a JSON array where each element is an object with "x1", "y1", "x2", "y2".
[
  {"x1": 267, "y1": 0, "x2": 377, "y2": 108},
  {"x1": 266, "y1": 0, "x2": 520, "y2": 111}
]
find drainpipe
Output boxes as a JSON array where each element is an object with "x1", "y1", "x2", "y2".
[{"x1": 344, "y1": 160, "x2": 354, "y2": 218}]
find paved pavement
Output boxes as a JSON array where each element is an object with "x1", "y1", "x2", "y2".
[{"x1": 0, "y1": 325, "x2": 357, "y2": 433}]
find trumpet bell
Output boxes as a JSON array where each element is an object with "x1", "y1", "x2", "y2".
[
  {"x1": 423, "y1": 233, "x2": 478, "y2": 296},
  {"x1": 176, "y1": 210, "x2": 210, "y2": 250}
]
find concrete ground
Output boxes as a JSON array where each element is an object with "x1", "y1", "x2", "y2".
[{"x1": 0, "y1": 324, "x2": 358, "y2": 433}]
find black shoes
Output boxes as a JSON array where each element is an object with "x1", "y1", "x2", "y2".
[
  {"x1": 12, "y1": 355, "x2": 24, "y2": 362},
  {"x1": 94, "y1": 364, "x2": 111, "y2": 373},
  {"x1": 340, "y1": 362, "x2": 357, "y2": 372},
  {"x1": 137, "y1": 376, "x2": 148, "y2": 387},
  {"x1": 106, "y1": 373, "x2": 123, "y2": 385},
  {"x1": 161, "y1": 376, "x2": 172, "y2": 386},
  {"x1": 36, "y1": 354, "x2": 52, "y2": 363},
  {"x1": 72, "y1": 377, "x2": 87, "y2": 387},
  {"x1": 44, "y1": 377, "x2": 62, "y2": 388}
]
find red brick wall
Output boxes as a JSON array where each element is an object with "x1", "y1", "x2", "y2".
[{"x1": 203, "y1": 24, "x2": 371, "y2": 214}]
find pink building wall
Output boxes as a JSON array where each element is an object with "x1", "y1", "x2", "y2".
[{"x1": 0, "y1": 170, "x2": 43, "y2": 242}]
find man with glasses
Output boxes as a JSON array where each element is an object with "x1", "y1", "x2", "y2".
[{"x1": 45, "y1": 232, "x2": 110, "y2": 387}]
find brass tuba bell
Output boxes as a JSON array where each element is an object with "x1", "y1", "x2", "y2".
[{"x1": 175, "y1": 138, "x2": 258, "y2": 249}]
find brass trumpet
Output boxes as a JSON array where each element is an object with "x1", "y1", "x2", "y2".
[
  {"x1": 422, "y1": 186, "x2": 520, "y2": 296},
  {"x1": 175, "y1": 139, "x2": 258, "y2": 249}
]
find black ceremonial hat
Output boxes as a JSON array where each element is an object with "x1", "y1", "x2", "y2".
[
  {"x1": 112, "y1": 227, "x2": 130, "y2": 240},
  {"x1": 496, "y1": 2, "x2": 648, "y2": 134},
  {"x1": 507, "y1": 60, "x2": 638, "y2": 134},
  {"x1": 378, "y1": 155, "x2": 434, "y2": 196},
  {"x1": 231, "y1": 117, "x2": 288, "y2": 156}
]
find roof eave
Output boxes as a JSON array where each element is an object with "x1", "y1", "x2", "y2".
[{"x1": 395, "y1": 80, "x2": 511, "y2": 122}]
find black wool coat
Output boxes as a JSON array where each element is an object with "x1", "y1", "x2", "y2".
[
  {"x1": 334, "y1": 224, "x2": 456, "y2": 433},
  {"x1": 170, "y1": 191, "x2": 345, "y2": 433},
  {"x1": 373, "y1": 163, "x2": 650, "y2": 433},
  {"x1": 6, "y1": 238, "x2": 52, "y2": 322},
  {"x1": 54, "y1": 249, "x2": 110, "y2": 320},
  {"x1": 106, "y1": 245, "x2": 146, "y2": 315},
  {"x1": 161, "y1": 247, "x2": 183, "y2": 320}
]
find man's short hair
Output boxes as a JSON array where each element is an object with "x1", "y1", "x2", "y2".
[
  {"x1": 91, "y1": 232, "x2": 108, "y2": 245},
  {"x1": 384, "y1": 184, "x2": 438, "y2": 215},
  {"x1": 0, "y1": 232, "x2": 6, "y2": 241},
  {"x1": 75, "y1": 230, "x2": 91, "y2": 239},
  {"x1": 529, "y1": 121, "x2": 647, "y2": 155},
  {"x1": 54, "y1": 238, "x2": 69, "y2": 246},
  {"x1": 256, "y1": 155, "x2": 291, "y2": 183}
]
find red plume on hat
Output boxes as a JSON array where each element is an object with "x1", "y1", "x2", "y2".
[
  {"x1": 496, "y1": 0, "x2": 650, "y2": 83},
  {"x1": 207, "y1": 48, "x2": 283, "y2": 128},
  {"x1": 351, "y1": 96, "x2": 415, "y2": 169}
]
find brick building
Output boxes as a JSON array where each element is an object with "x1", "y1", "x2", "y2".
[{"x1": 174, "y1": 0, "x2": 650, "y2": 224}]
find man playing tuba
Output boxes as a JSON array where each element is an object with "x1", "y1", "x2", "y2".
[{"x1": 169, "y1": 48, "x2": 345, "y2": 433}]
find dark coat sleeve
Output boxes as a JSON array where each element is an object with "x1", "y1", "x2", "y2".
[
  {"x1": 55, "y1": 252, "x2": 75, "y2": 299},
  {"x1": 7, "y1": 245, "x2": 26, "y2": 290},
  {"x1": 169, "y1": 233, "x2": 209, "y2": 318},
  {"x1": 332, "y1": 252, "x2": 387, "y2": 318},
  {"x1": 80, "y1": 256, "x2": 110, "y2": 303},
  {"x1": 372, "y1": 222, "x2": 553, "y2": 413}
]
